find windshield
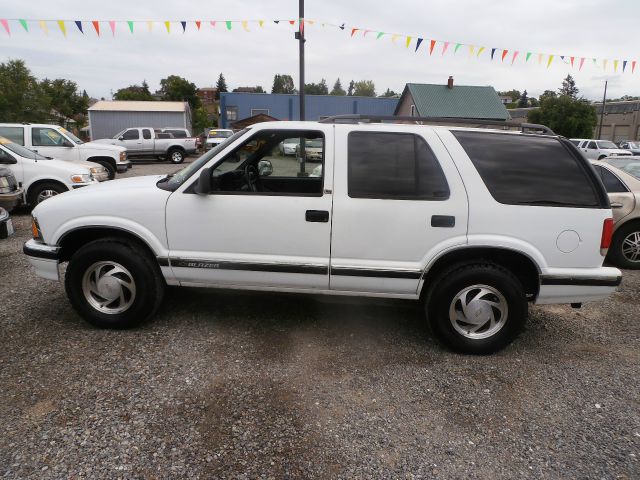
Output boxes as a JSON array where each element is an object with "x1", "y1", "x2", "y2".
[
  {"x1": 626, "y1": 142, "x2": 640, "y2": 149},
  {"x1": 59, "y1": 127, "x2": 83, "y2": 145},
  {"x1": 162, "y1": 128, "x2": 249, "y2": 190},
  {"x1": 208, "y1": 130, "x2": 233, "y2": 138},
  {"x1": 597, "y1": 141, "x2": 618, "y2": 149},
  {"x1": 113, "y1": 129, "x2": 126, "y2": 139},
  {"x1": 0, "y1": 137, "x2": 48, "y2": 159}
]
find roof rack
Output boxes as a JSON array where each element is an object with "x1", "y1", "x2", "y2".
[{"x1": 318, "y1": 114, "x2": 555, "y2": 135}]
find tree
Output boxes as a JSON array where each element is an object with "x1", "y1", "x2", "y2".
[
  {"x1": 113, "y1": 81, "x2": 153, "y2": 101},
  {"x1": 159, "y1": 75, "x2": 201, "y2": 109},
  {"x1": 539, "y1": 90, "x2": 557, "y2": 104},
  {"x1": 517, "y1": 90, "x2": 529, "y2": 108},
  {"x1": 304, "y1": 78, "x2": 328, "y2": 95},
  {"x1": 271, "y1": 74, "x2": 296, "y2": 94},
  {"x1": 559, "y1": 74, "x2": 579, "y2": 99},
  {"x1": 215, "y1": 73, "x2": 228, "y2": 100},
  {"x1": 0, "y1": 59, "x2": 50, "y2": 122},
  {"x1": 191, "y1": 105, "x2": 209, "y2": 134},
  {"x1": 498, "y1": 89, "x2": 521, "y2": 102},
  {"x1": 330, "y1": 78, "x2": 346, "y2": 96},
  {"x1": 529, "y1": 97, "x2": 539, "y2": 107},
  {"x1": 353, "y1": 80, "x2": 376, "y2": 97},
  {"x1": 527, "y1": 96, "x2": 597, "y2": 138},
  {"x1": 255, "y1": 86, "x2": 265, "y2": 93},
  {"x1": 381, "y1": 88, "x2": 398, "y2": 98},
  {"x1": 347, "y1": 80, "x2": 355, "y2": 96},
  {"x1": 40, "y1": 78, "x2": 88, "y2": 120}
]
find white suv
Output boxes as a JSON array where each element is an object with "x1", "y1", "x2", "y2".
[
  {"x1": 571, "y1": 139, "x2": 632, "y2": 160},
  {"x1": 24, "y1": 118, "x2": 621, "y2": 354}
]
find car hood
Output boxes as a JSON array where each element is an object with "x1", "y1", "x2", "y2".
[
  {"x1": 83, "y1": 140, "x2": 126, "y2": 152},
  {"x1": 19, "y1": 156, "x2": 95, "y2": 174},
  {"x1": 603, "y1": 148, "x2": 632, "y2": 155}
]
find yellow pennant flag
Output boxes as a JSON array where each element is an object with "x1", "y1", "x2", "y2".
[
  {"x1": 613, "y1": 59, "x2": 619, "y2": 72},
  {"x1": 391, "y1": 33, "x2": 399, "y2": 44},
  {"x1": 477, "y1": 46, "x2": 485, "y2": 57},
  {"x1": 258, "y1": 20, "x2": 264, "y2": 27},
  {"x1": 241, "y1": 20, "x2": 249, "y2": 31},
  {"x1": 39, "y1": 20, "x2": 48, "y2": 35},
  {"x1": 405, "y1": 36, "x2": 412, "y2": 48},
  {"x1": 147, "y1": 20, "x2": 153, "y2": 32},
  {"x1": 57, "y1": 20, "x2": 66, "y2": 37},
  {"x1": 468, "y1": 45, "x2": 475, "y2": 56},
  {"x1": 164, "y1": 21, "x2": 170, "y2": 33},
  {"x1": 547, "y1": 54, "x2": 554, "y2": 68}
]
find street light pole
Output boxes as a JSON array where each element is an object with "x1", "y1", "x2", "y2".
[
  {"x1": 295, "y1": 0, "x2": 305, "y2": 121},
  {"x1": 597, "y1": 80, "x2": 607, "y2": 140}
]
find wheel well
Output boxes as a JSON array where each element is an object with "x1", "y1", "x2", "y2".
[
  {"x1": 613, "y1": 218, "x2": 640, "y2": 240},
  {"x1": 87, "y1": 156, "x2": 116, "y2": 168},
  {"x1": 168, "y1": 146, "x2": 185, "y2": 153},
  {"x1": 58, "y1": 227, "x2": 157, "y2": 263},
  {"x1": 27, "y1": 179, "x2": 68, "y2": 202},
  {"x1": 421, "y1": 247, "x2": 540, "y2": 299}
]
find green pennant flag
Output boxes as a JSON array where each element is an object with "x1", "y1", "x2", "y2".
[
  {"x1": 226, "y1": 21, "x2": 232, "y2": 30},
  {"x1": 19, "y1": 19, "x2": 28, "y2": 31},
  {"x1": 454, "y1": 43, "x2": 462, "y2": 53},
  {"x1": 525, "y1": 52, "x2": 532, "y2": 62},
  {"x1": 376, "y1": 31, "x2": 384, "y2": 39},
  {"x1": 127, "y1": 21, "x2": 134, "y2": 33}
]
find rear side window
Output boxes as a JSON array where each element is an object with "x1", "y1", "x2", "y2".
[
  {"x1": 348, "y1": 132, "x2": 449, "y2": 200},
  {"x1": 142, "y1": 129, "x2": 152, "y2": 140},
  {"x1": 166, "y1": 129, "x2": 187, "y2": 138},
  {"x1": 593, "y1": 165, "x2": 628, "y2": 193},
  {"x1": 452, "y1": 131, "x2": 600, "y2": 207},
  {"x1": 0, "y1": 126, "x2": 24, "y2": 145}
]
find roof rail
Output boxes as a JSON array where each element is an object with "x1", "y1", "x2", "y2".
[{"x1": 318, "y1": 114, "x2": 555, "y2": 135}]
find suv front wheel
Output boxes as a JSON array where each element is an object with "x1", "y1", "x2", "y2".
[
  {"x1": 65, "y1": 239, "x2": 165, "y2": 328},
  {"x1": 426, "y1": 263, "x2": 527, "y2": 354}
]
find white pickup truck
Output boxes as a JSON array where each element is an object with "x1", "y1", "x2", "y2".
[
  {"x1": 94, "y1": 127, "x2": 197, "y2": 164},
  {"x1": 0, "y1": 123, "x2": 129, "y2": 180}
]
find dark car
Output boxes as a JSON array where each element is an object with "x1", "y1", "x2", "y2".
[
  {"x1": 0, "y1": 166, "x2": 23, "y2": 212},
  {"x1": 619, "y1": 141, "x2": 640, "y2": 156}
]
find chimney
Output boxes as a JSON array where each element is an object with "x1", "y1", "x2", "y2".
[{"x1": 447, "y1": 76, "x2": 454, "y2": 89}]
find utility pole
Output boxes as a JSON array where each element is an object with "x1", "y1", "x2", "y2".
[{"x1": 597, "y1": 80, "x2": 607, "y2": 140}]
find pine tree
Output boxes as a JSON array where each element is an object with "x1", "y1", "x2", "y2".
[
  {"x1": 559, "y1": 74, "x2": 579, "y2": 99},
  {"x1": 347, "y1": 80, "x2": 355, "y2": 96},
  {"x1": 215, "y1": 73, "x2": 228, "y2": 100},
  {"x1": 517, "y1": 90, "x2": 529, "y2": 108},
  {"x1": 330, "y1": 78, "x2": 346, "y2": 96}
]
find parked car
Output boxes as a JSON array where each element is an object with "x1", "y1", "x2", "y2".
[
  {"x1": 571, "y1": 138, "x2": 632, "y2": 160},
  {"x1": 0, "y1": 123, "x2": 129, "y2": 180},
  {"x1": 590, "y1": 160, "x2": 640, "y2": 269},
  {"x1": 0, "y1": 166, "x2": 23, "y2": 211},
  {"x1": 0, "y1": 207, "x2": 13, "y2": 239},
  {"x1": 0, "y1": 136, "x2": 106, "y2": 206},
  {"x1": 94, "y1": 127, "x2": 197, "y2": 164},
  {"x1": 602, "y1": 156, "x2": 640, "y2": 178},
  {"x1": 279, "y1": 137, "x2": 300, "y2": 156},
  {"x1": 294, "y1": 138, "x2": 323, "y2": 161},
  {"x1": 618, "y1": 140, "x2": 640, "y2": 156},
  {"x1": 205, "y1": 129, "x2": 234, "y2": 151},
  {"x1": 24, "y1": 119, "x2": 621, "y2": 354}
]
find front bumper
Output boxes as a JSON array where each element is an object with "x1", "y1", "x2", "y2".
[
  {"x1": 23, "y1": 239, "x2": 60, "y2": 281},
  {"x1": 92, "y1": 171, "x2": 110, "y2": 182},
  {"x1": 0, "y1": 187, "x2": 24, "y2": 212},
  {"x1": 536, "y1": 267, "x2": 622, "y2": 305},
  {"x1": 117, "y1": 159, "x2": 132, "y2": 172}
]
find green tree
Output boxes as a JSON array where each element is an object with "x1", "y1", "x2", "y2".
[
  {"x1": 381, "y1": 88, "x2": 399, "y2": 97},
  {"x1": 215, "y1": 73, "x2": 228, "y2": 100},
  {"x1": 529, "y1": 97, "x2": 539, "y2": 107},
  {"x1": 40, "y1": 78, "x2": 88, "y2": 120},
  {"x1": 353, "y1": 80, "x2": 376, "y2": 97},
  {"x1": 271, "y1": 74, "x2": 296, "y2": 94},
  {"x1": 254, "y1": 86, "x2": 265, "y2": 93},
  {"x1": 517, "y1": 90, "x2": 529, "y2": 108},
  {"x1": 347, "y1": 80, "x2": 355, "y2": 96},
  {"x1": 498, "y1": 89, "x2": 521, "y2": 102},
  {"x1": 113, "y1": 81, "x2": 153, "y2": 101},
  {"x1": 527, "y1": 96, "x2": 597, "y2": 138},
  {"x1": 191, "y1": 105, "x2": 209, "y2": 134},
  {"x1": 0, "y1": 59, "x2": 50, "y2": 122},
  {"x1": 559, "y1": 74, "x2": 579, "y2": 99},
  {"x1": 304, "y1": 79, "x2": 328, "y2": 95},
  {"x1": 539, "y1": 90, "x2": 557, "y2": 104},
  {"x1": 330, "y1": 78, "x2": 346, "y2": 96},
  {"x1": 159, "y1": 75, "x2": 201, "y2": 109}
]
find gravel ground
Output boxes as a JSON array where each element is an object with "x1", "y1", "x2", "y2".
[{"x1": 1, "y1": 158, "x2": 639, "y2": 479}]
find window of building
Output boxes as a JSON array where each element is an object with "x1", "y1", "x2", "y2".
[
  {"x1": 251, "y1": 109, "x2": 270, "y2": 116},
  {"x1": 410, "y1": 105, "x2": 416, "y2": 117},
  {"x1": 226, "y1": 106, "x2": 238, "y2": 121},
  {"x1": 0, "y1": 126, "x2": 24, "y2": 145},
  {"x1": 452, "y1": 131, "x2": 601, "y2": 207},
  {"x1": 347, "y1": 132, "x2": 449, "y2": 200}
]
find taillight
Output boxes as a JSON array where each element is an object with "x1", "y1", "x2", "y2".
[{"x1": 600, "y1": 218, "x2": 614, "y2": 250}]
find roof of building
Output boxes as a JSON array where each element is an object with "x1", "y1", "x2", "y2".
[
  {"x1": 397, "y1": 83, "x2": 510, "y2": 120},
  {"x1": 88, "y1": 101, "x2": 188, "y2": 112}
]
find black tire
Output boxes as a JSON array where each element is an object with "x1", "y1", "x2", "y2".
[
  {"x1": 95, "y1": 160, "x2": 116, "y2": 180},
  {"x1": 607, "y1": 222, "x2": 640, "y2": 269},
  {"x1": 168, "y1": 148, "x2": 185, "y2": 164},
  {"x1": 425, "y1": 262, "x2": 527, "y2": 354},
  {"x1": 28, "y1": 182, "x2": 67, "y2": 206},
  {"x1": 65, "y1": 239, "x2": 165, "y2": 329}
]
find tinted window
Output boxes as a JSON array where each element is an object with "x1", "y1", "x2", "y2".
[
  {"x1": 142, "y1": 129, "x2": 152, "y2": 139},
  {"x1": 122, "y1": 129, "x2": 139, "y2": 140},
  {"x1": 32, "y1": 127, "x2": 67, "y2": 146},
  {"x1": 569, "y1": 139, "x2": 580, "y2": 146},
  {"x1": 166, "y1": 129, "x2": 187, "y2": 138},
  {"x1": 0, "y1": 126, "x2": 24, "y2": 145},
  {"x1": 593, "y1": 165, "x2": 628, "y2": 193},
  {"x1": 348, "y1": 132, "x2": 449, "y2": 200},
  {"x1": 587, "y1": 141, "x2": 597, "y2": 149},
  {"x1": 452, "y1": 131, "x2": 600, "y2": 207}
]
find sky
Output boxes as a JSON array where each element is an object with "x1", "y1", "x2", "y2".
[{"x1": 0, "y1": 0, "x2": 638, "y2": 102}]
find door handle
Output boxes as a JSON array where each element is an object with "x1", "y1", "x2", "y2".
[
  {"x1": 610, "y1": 202, "x2": 623, "y2": 209},
  {"x1": 306, "y1": 210, "x2": 329, "y2": 222},
  {"x1": 431, "y1": 215, "x2": 455, "y2": 228}
]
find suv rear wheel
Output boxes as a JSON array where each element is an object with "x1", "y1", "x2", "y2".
[
  {"x1": 65, "y1": 239, "x2": 165, "y2": 328},
  {"x1": 608, "y1": 222, "x2": 640, "y2": 269},
  {"x1": 425, "y1": 263, "x2": 527, "y2": 354}
]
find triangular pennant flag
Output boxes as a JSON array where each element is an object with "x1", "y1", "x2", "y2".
[
  {"x1": 181, "y1": 21, "x2": 187, "y2": 32},
  {"x1": 468, "y1": 45, "x2": 475, "y2": 56},
  {"x1": 525, "y1": 52, "x2": 532, "y2": 62},
  {"x1": 501, "y1": 49, "x2": 508, "y2": 62},
  {"x1": 147, "y1": 21, "x2": 153, "y2": 32},
  {"x1": 405, "y1": 36, "x2": 412, "y2": 48},
  {"x1": 613, "y1": 59, "x2": 619, "y2": 72},
  {"x1": 454, "y1": 43, "x2": 462, "y2": 54},
  {"x1": 92, "y1": 20, "x2": 100, "y2": 36},
  {"x1": 376, "y1": 32, "x2": 384, "y2": 40},
  {"x1": 491, "y1": 48, "x2": 497, "y2": 60},
  {"x1": 363, "y1": 29, "x2": 371, "y2": 36},
  {"x1": 603, "y1": 59, "x2": 608, "y2": 70},
  {"x1": 511, "y1": 51, "x2": 519, "y2": 65},
  {"x1": 127, "y1": 21, "x2": 134, "y2": 33},
  {"x1": 195, "y1": 20, "x2": 201, "y2": 30},
  {"x1": 623, "y1": 60, "x2": 627, "y2": 72},
  {"x1": 57, "y1": 20, "x2": 66, "y2": 37},
  {"x1": 570, "y1": 56, "x2": 575, "y2": 67},
  {"x1": 164, "y1": 21, "x2": 171, "y2": 33},
  {"x1": 39, "y1": 20, "x2": 49, "y2": 35},
  {"x1": 339, "y1": 23, "x2": 345, "y2": 30},
  {"x1": 288, "y1": 20, "x2": 295, "y2": 25},
  {"x1": 632, "y1": 60, "x2": 637, "y2": 74},
  {"x1": 350, "y1": 27, "x2": 359, "y2": 37},
  {"x1": 225, "y1": 21, "x2": 232, "y2": 30},
  {"x1": 273, "y1": 20, "x2": 279, "y2": 24},
  {"x1": 258, "y1": 20, "x2": 264, "y2": 28},
  {"x1": 0, "y1": 19, "x2": 10, "y2": 36},
  {"x1": 579, "y1": 57, "x2": 585, "y2": 71},
  {"x1": 19, "y1": 19, "x2": 28, "y2": 32},
  {"x1": 477, "y1": 46, "x2": 485, "y2": 57},
  {"x1": 241, "y1": 20, "x2": 250, "y2": 32},
  {"x1": 429, "y1": 39, "x2": 436, "y2": 55},
  {"x1": 108, "y1": 20, "x2": 116, "y2": 36},
  {"x1": 560, "y1": 55, "x2": 565, "y2": 62},
  {"x1": 538, "y1": 53, "x2": 543, "y2": 64},
  {"x1": 210, "y1": 21, "x2": 216, "y2": 28},
  {"x1": 391, "y1": 34, "x2": 400, "y2": 44},
  {"x1": 593, "y1": 58, "x2": 597, "y2": 66},
  {"x1": 415, "y1": 38, "x2": 423, "y2": 52},
  {"x1": 547, "y1": 54, "x2": 554, "y2": 68},
  {"x1": 75, "y1": 21, "x2": 83, "y2": 33},
  {"x1": 307, "y1": 20, "x2": 315, "y2": 25},
  {"x1": 442, "y1": 41, "x2": 450, "y2": 55}
]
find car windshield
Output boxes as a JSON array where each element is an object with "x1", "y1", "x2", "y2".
[
  {"x1": 162, "y1": 128, "x2": 248, "y2": 190},
  {"x1": 606, "y1": 158, "x2": 640, "y2": 179},
  {"x1": 208, "y1": 130, "x2": 233, "y2": 138},
  {"x1": 59, "y1": 127, "x2": 84, "y2": 145},
  {"x1": 627, "y1": 142, "x2": 639, "y2": 149},
  {"x1": 113, "y1": 129, "x2": 126, "y2": 139},
  {"x1": 0, "y1": 137, "x2": 48, "y2": 159},
  {"x1": 597, "y1": 141, "x2": 618, "y2": 149}
]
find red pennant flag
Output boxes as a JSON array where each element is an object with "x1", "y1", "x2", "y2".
[
  {"x1": 442, "y1": 41, "x2": 450, "y2": 55},
  {"x1": 501, "y1": 49, "x2": 508, "y2": 62},
  {"x1": 351, "y1": 27, "x2": 359, "y2": 37},
  {"x1": 0, "y1": 19, "x2": 10, "y2": 36},
  {"x1": 210, "y1": 21, "x2": 216, "y2": 28},
  {"x1": 108, "y1": 20, "x2": 116, "y2": 36},
  {"x1": 579, "y1": 57, "x2": 585, "y2": 71},
  {"x1": 288, "y1": 20, "x2": 295, "y2": 25},
  {"x1": 429, "y1": 39, "x2": 436, "y2": 55},
  {"x1": 570, "y1": 56, "x2": 575, "y2": 67},
  {"x1": 511, "y1": 51, "x2": 519, "y2": 65},
  {"x1": 195, "y1": 20, "x2": 201, "y2": 30},
  {"x1": 633, "y1": 60, "x2": 637, "y2": 74},
  {"x1": 92, "y1": 20, "x2": 100, "y2": 36}
]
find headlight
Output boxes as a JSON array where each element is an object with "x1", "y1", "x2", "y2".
[
  {"x1": 89, "y1": 166, "x2": 106, "y2": 174},
  {"x1": 70, "y1": 174, "x2": 92, "y2": 183},
  {"x1": 0, "y1": 176, "x2": 9, "y2": 193},
  {"x1": 31, "y1": 217, "x2": 42, "y2": 240},
  {"x1": 120, "y1": 151, "x2": 127, "y2": 161}
]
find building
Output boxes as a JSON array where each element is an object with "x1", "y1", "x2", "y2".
[
  {"x1": 595, "y1": 100, "x2": 640, "y2": 142},
  {"x1": 88, "y1": 101, "x2": 192, "y2": 140},
  {"x1": 499, "y1": 95, "x2": 514, "y2": 105},
  {"x1": 219, "y1": 92, "x2": 399, "y2": 129},
  {"x1": 197, "y1": 87, "x2": 218, "y2": 106},
  {"x1": 395, "y1": 77, "x2": 511, "y2": 121}
]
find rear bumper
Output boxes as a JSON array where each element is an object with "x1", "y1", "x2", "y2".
[
  {"x1": 23, "y1": 239, "x2": 60, "y2": 281},
  {"x1": 0, "y1": 187, "x2": 24, "y2": 212},
  {"x1": 536, "y1": 267, "x2": 622, "y2": 304}
]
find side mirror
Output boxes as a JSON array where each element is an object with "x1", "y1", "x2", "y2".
[
  {"x1": 63, "y1": 139, "x2": 75, "y2": 147},
  {"x1": 0, "y1": 153, "x2": 17, "y2": 164},
  {"x1": 258, "y1": 159, "x2": 273, "y2": 177},
  {"x1": 194, "y1": 167, "x2": 212, "y2": 195},
  {"x1": 118, "y1": 136, "x2": 124, "y2": 141}
]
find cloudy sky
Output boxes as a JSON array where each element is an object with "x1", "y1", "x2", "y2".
[{"x1": 1, "y1": 0, "x2": 637, "y2": 101}]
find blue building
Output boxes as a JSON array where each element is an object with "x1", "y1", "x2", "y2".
[{"x1": 219, "y1": 92, "x2": 399, "y2": 128}]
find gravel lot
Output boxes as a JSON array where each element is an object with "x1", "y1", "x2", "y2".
[{"x1": 1, "y1": 158, "x2": 639, "y2": 479}]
